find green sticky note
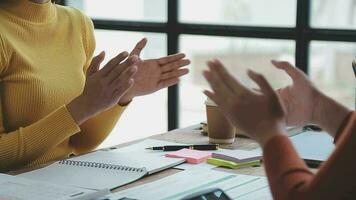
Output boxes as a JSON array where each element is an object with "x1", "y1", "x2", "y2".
[{"x1": 207, "y1": 158, "x2": 260, "y2": 169}]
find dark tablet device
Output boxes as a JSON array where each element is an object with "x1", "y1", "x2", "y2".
[{"x1": 181, "y1": 188, "x2": 232, "y2": 200}]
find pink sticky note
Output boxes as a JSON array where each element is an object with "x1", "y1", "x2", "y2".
[{"x1": 165, "y1": 149, "x2": 212, "y2": 164}]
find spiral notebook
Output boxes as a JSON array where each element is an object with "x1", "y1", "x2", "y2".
[{"x1": 18, "y1": 151, "x2": 185, "y2": 190}]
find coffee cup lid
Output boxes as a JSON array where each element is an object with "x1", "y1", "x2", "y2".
[{"x1": 205, "y1": 97, "x2": 217, "y2": 106}]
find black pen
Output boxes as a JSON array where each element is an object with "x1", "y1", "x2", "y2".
[{"x1": 145, "y1": 144, "x2": 219, "y2": 151}]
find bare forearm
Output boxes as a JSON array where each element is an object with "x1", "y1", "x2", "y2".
[{"x1": 312, "y1": 92, "x2": 351, "y2": 137}]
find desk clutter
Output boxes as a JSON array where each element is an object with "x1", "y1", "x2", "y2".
[
  {"x1": 106, "y1": 169, "x2": 271, "y2": 200},
  {"x1": 2, "y1": 125, "x2": 333, "y2": 200},
  {"x1": 0, "y1": 139, "x2": 270, "y2": 200}
]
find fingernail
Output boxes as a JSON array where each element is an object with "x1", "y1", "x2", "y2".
[
  {"x1": 98, "y1": 51, "x2": 105, "y2": 57},
  {"x1": 122, "y1": 51, "x2": 129, "y2": 57}
]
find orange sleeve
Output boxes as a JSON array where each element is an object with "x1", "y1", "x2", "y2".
[{"x1": 263, "y1": 112, "x2": 356, "y2": 200}]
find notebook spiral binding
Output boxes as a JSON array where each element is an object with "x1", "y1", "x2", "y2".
[{"x1": 58, "y1": 160, "x2": 146, "y2": 172}]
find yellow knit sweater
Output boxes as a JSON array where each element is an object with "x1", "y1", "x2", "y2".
[{"x1": 0, "y1": 0, "x2": 125, "y2": 172}]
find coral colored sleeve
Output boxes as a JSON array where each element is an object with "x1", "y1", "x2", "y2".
[{"x1": 263, "y1": 112, "x2": 356, "y2": 200}]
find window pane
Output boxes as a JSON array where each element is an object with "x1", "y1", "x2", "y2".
[
  {"x1": 93, "y1": 30, "x2": 167, "y2": 148},
  {"x1": 179, "y1": 0, "x2": 297, "y2": 27},
  {"x1": 66, "y1": 0, "x2": 167, "y2": 22},
  {"x1": 311, "y1": 0, "x2": 356, "y2": 29},
  {"x1": 180, "y1": 35, "x2": 295, "y2": 127},
  {"x1": 310, "y1": 41, "x2": 356, "y2": 109}
]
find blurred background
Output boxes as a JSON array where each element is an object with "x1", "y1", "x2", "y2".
[{"x1": 64, "y1": 0, "x2": 356, "y2": 148}]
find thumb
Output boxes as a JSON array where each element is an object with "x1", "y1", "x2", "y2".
[
  {"x1": 130, "y1": 38, "x2": 147, "y2": 57},
  {"x1": 271, "y1": 60, "x2": 304, "y2": 82},
  {"x1": 87, "y1": 51, "x2": 105, "y2": 77},
  {"x1": 247, "y1": 69, "x2": 274, "y2": 95}
]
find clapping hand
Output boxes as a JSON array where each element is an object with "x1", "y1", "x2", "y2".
[
  {"x1": 271, "y1": 60, "x2": 321, "y2": 126},
  {"x1": 203, "y1": 60, "x2": 286, "y2": 147},
  {"x1": 119, "y1": 38, "x2": 190, "y2": 105}
]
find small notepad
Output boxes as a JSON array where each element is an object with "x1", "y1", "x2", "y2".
[
  {"x1": 212, "y1": 149, "x2": 262, "y2": 163},
  {"x1": 165, "y1": 149, "x2": 212, "y2": 164}
]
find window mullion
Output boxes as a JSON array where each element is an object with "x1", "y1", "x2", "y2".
[{"x1": 295, "y1": 0, "x2": 311, "y2": 74}]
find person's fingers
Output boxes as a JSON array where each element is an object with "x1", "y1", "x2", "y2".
[
  {"x1": 157, "y1": 53, "x2": 186, "y2": 65},
  {"x1": 112, "y1": 79, "x2": 134, "y2": 99},
  {"x1": 203, "y1": 90, "x2": 220, "y2": 106},
  {"x1": 271, "y1": 60, "x2": 304, "y2": 81},
  {"x1": 107, "y1": 56, "x2": 139, "y2": 82},
  {"x1": 251, "y1": 87, "x2": 262, "y2": 94},
  {"x1": 161, "y1": 59, "x2": 191, "y2": 72},
  {"x1": 247, "y1": 69, "x2": 274, "y2": 95},
  {"x1": 161, "y1": 68, "x2": 189, "y2": 80},
  {"x1": 101, "y1": 51, "x2": 129, "y2": 76},
  {"x1": 130, "y1": 38, "x2": 147, "y2": 57},
  {"x1": 203, "y1": 69, "x2": 231, "y2": 101},
  {"x1": 110, "y1": 65, "x2": 137, "y2": 87},
  {"x1": 87, "y1": 51, "x2": 105, "y2": 76},
  {"x1": 158, "y1": 78, "x2": 179, "y2": 89},
  {"x1": 209, "y1": 59, "x2": 248, "y2": 95}
]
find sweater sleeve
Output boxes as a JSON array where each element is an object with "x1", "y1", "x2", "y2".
[
  {"x1": 0, "y1": 35, "x2": 9, "y2": 73},
  {"x1": 69, "y1": 105, "x2": 126, "y2": 154},
  {"x1": 68, "y1": 14, "x2": 127, "y2": 155},
  {"x1": 0, "y1": 105, "x2": 80, "y2": 172},
  {"x1": 81, "y1": 14, "x2": 96, "y2": 74},
  {"x1": 0, "y1": 33, "x2": 81, "y2": 172},
  {"x1": 263, "y1": 112, "x2": 356, "y2": 200}
]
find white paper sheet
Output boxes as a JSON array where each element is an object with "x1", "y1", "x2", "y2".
[
  {"x1": 105, "y1": 169, "x2": 271, "y2": 200},
  {"x1": 0, "y1": 174, "x2": 107, "y2": 200}
]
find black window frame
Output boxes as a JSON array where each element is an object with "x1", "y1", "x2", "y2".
[{"x1": 62, "y1": 0, "x2": 356, "y2": 131}]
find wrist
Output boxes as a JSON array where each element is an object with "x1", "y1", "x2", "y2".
[
  {"x1": 311, "y1": 88, "x2": 326, "y2": 125},
  {"x1": 312, "y1": 91, "x2": 351, "y2": 136},
  {"x1": 67, "y1": 96, "x2": 92, "y2": 125},
  {"x1": 254, "y1": 122, "x2": 286, "y2": 148}
]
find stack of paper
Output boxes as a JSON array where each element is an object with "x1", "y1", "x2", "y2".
[
  {"x1": 212, "y1": 149, "x2": 262, "y2": 163},
  {"x1": 0, "y1": 174, "x2": 108, "y2": 200},
  {"x1": 104, "y1": 169, "x2": 272, "y2": 200}
]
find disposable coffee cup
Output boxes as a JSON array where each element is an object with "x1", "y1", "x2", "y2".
[{"x1": 205, "y1": 98, "x2": 235, "y2": 144}]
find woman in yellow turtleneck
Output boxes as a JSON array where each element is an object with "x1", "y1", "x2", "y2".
[{"x1": 0, "y1": 0, "x2": 190, "y2": 172}]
